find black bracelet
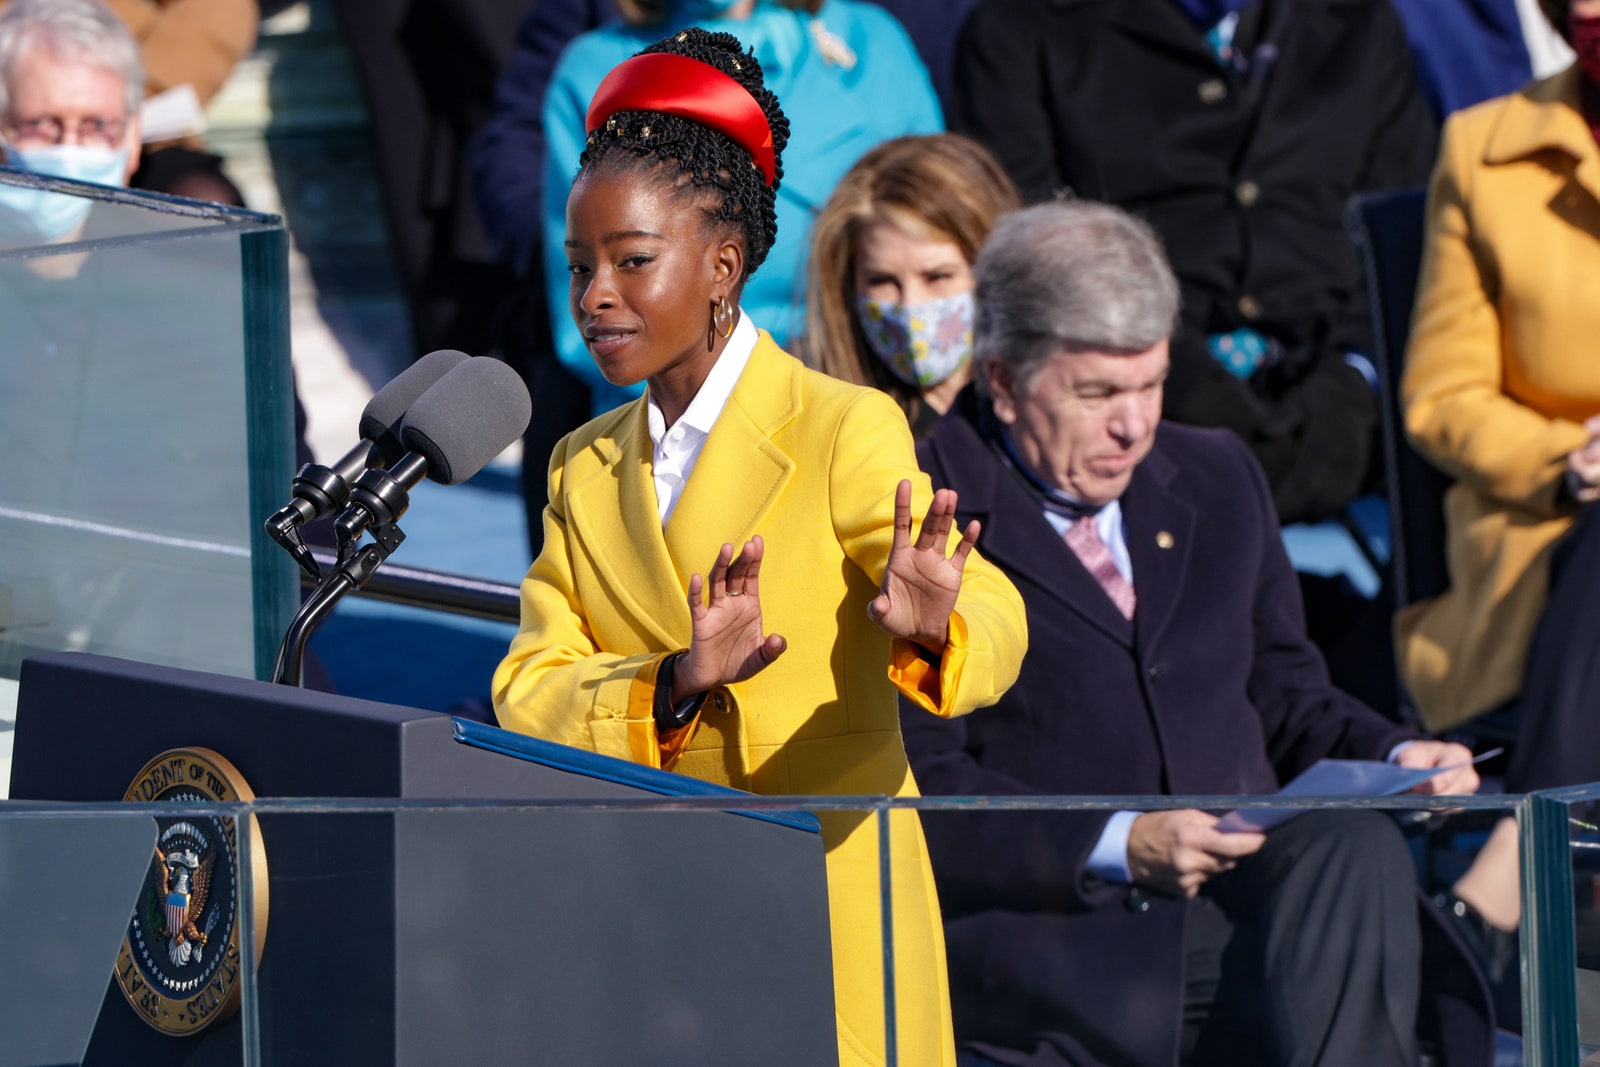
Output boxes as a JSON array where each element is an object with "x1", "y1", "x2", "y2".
[{"x1": 653, "y1": 653, "x2": 707, "y2": 730}]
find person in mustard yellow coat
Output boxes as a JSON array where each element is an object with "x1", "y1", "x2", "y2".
[
  {"x1": 1400, "y1": 48, "x2": 1600, "y2": 753},
  {"x1": 490, "y1": 28, "x2": 1027, "y2": 1067},
  {"x1": 1398, "y1": 0, "x2": 1600, "y2": 1002}
]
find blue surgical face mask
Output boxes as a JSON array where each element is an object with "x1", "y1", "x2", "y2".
[
  {"x1": 0, "y1": 142, "x2": 127, "y2": 243},
  {"x1": 855, "y1": 290, "x2": 976, "y2": 388}
]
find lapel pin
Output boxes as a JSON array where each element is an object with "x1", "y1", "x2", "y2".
[{"x1": 1156, "y1": 531, "x2": 1175, "y2": 549}]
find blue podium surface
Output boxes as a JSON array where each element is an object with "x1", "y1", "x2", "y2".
[{"x1": 452, "y1": 717, "x2": 821, "y2": 833}]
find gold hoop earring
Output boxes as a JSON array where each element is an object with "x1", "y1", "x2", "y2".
[{"x1": 712, "y1": 295, "x2": 735, "y2": 339}]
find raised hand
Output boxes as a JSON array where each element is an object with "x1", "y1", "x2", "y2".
[
  {"x1": 867, "y1": 479, "x2": 981, "y2": 652},
  {"x1": 674, "y1": 535, "x2": 788, "y2": 703}
]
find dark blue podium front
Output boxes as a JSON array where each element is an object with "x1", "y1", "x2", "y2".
[{"x1": 8, "y1": 652, "x2": 839, "y2": 1066}]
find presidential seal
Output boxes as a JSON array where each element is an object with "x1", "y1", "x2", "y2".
[{"x1": 115, "y1": 748, "x2": 268, "y2": 1036}]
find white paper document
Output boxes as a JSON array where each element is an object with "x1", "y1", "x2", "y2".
[{"x1": 1215, "y1": 748, "x2": 1501, "y2": 833}]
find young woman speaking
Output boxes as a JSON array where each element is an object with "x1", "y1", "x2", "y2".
[{"x1": 490, "y1": 26, "x2": 1027, "y2": 1067}]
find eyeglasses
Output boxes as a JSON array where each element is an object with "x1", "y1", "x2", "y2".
[{"x1": 3, "y1": 114, "x2": 128, "y2": 150}]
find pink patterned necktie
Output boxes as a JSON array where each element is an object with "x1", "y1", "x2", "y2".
[{"x1": 1063, "y1": 517, "x2": 1136, "y2": 620}]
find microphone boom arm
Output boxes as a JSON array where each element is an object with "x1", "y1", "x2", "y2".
[{"x1": 271, "y1": 521, "x2": 407, "y2": 686}]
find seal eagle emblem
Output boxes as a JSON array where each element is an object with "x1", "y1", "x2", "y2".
[
  {"x1": 115, "y1": 748, "x2": 268, "y2": 1036},
  {"x1": 151, "y1": 822, "x2": 218, "y2": 967}
]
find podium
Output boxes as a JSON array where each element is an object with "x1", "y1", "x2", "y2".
[{"x1": 7, "y1": 653, "x2": 839, "y2": 1066}]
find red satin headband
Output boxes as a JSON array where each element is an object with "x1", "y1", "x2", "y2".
[{"x1": 585, "y1": 52, "x2": 776, "y2": 187}]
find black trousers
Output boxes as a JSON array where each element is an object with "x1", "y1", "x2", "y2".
[
  {"x1": 1507, "y1": 499, "x2": 1600, "y2": 791},
  {"x1": 1183, "y1": 810, "x2": 1421, "y2": 1067}
]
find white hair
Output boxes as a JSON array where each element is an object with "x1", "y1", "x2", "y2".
[
  {"x1": 0, "y1": 0, "x2": 144, "y2": 120},
  {"x1": 973, "y1": 199, "x2": 1181, "y2": 395}
]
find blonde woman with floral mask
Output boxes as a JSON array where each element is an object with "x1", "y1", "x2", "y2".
[{"x1": 805, "y1": 134, "x2": 1019, "y2": 438}]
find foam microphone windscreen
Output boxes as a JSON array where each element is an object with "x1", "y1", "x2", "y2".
[
  {"x1": 357, "y1": 349, "x2": 471, "y2": 463},
  {"x1": 398, "y1": 357, "x2": 532, "y2": 486}
]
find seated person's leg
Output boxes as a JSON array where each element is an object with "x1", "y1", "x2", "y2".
[
  {"x1": 1437, "y1": 502, "x2": 1600, "y2": 1034},
  {"x1": 1506, "y1": 498, "x2": 1600, "y2": 793},
  {"x1": 1200, "y1": 810, "x2": 1420, "y2": 1067},
  {"x1": 1182, "y1": 893, "x2": 1272, "y2": 1067}
]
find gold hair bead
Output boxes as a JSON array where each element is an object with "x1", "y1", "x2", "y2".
[
  {"x1": 676, "y1": 31, "x2": 688, "y2": 41},
  {"x1": 641, "y1": 125, "x2": 652, "y2": 137},
  {"x1": 732, "y1": 59, "x2": 742, "y2": 70}
]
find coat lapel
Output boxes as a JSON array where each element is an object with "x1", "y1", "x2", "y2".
[
  {"x1": 1253, "y1": 0, "x2": 1341, "y2": 116},
  {"x1": 564, "y1": 401, "x2": 689, "y2": 649},
  {"x1": 662, "y1": 334, "x2": 800, "y2": 588},
  {"x1": 1120, "y1": 441, "x2": 1195, "y2": 659},
  {"x1": 1484, "y1": 65, "x2": 1600, "y2": 207},
  {"x1": 1104, "y1": 0, "x2": 1218, "y2": 68}
]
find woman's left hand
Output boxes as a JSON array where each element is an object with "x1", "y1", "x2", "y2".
[{"x1": 868, "y1": 479, "x2": 981, "y2": 652}]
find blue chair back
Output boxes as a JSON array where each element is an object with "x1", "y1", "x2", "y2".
[{"x1": 1345, "y1": 188, "x2": 1454, "y2": 611}]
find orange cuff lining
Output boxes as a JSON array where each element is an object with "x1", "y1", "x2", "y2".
[{"x1": 888, "y1": 611, "x2": 970, "y2": 716}]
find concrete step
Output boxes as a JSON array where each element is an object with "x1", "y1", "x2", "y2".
[{"x1": 203, "y1": 0, "x2": 412, "y2": 463}]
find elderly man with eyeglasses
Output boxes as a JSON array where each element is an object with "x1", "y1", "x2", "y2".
[{"x1": 0, "y1": 0, "x2": 141, "y2": 244}]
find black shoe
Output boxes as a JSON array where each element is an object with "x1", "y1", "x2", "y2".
[{"x1": 1433, "y1": 890, "x2": 1522, "y2": 1034}]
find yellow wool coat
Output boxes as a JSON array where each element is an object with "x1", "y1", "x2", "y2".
[
  {"x1": 1399, "y1": 65, "x2": 1600, "y2": 730},
  {"x1": 493, "y1": 334, "x2": 1027, "y2": 1067}
]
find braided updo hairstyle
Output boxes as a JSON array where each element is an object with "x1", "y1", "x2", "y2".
[{"x1": 578, "y1": 27, "x2": 791, "y2": 282}]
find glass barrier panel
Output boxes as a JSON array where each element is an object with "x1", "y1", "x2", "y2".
[
  {"x1": 1520, "y1": 784, "x2": 1600, "y2": 1065},
  {"x1": 0, "y1": 169, "x2": 295, "y2": 683},
  {"x1": 2, "y1": 790, "x2": 1570, "y2": 1065},
  {"x1": 0, "y1": 801, "x2": 264, "y2": 1066}
]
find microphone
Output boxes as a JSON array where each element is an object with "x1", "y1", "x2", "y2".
[
  {"x1": 333, "y1": 356, "x2": 532, "y2": 549},
  {"x1": 265, "y1": 350, "x2": 469, "y2": 576},
  {"x1": 277, "y1": 349, "x2": 470, "y2": 523}
]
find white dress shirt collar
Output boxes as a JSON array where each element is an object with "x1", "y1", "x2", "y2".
[{"x1": 646, "y1": 310, "x2": 759, "y2": 524}]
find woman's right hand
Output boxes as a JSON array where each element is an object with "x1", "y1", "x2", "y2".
[
  {"x1": 674, "y1": 535, "x2": 788, "y2": 703},
  {"x1": 1567, "y1": 415, "x2": 1600, "y2": 504}
]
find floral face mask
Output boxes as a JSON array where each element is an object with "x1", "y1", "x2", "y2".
[{"x1": 855, "y1": 289, "x2": 975, "y2": 388}]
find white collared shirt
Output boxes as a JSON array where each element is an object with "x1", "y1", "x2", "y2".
[{"x1": 646, "y1": 310, "x2": 758, "y2": 525}]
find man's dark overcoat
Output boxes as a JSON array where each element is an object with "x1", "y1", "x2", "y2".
[
  {"x1": 902, "y1": 395, "x2": 1492, "y2": 1066},
  {"x1": 951, "y1": 0, "x2": 1438, "y2": 521}
]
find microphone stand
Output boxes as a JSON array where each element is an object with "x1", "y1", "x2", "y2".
[
  {"x1": 263, "y1": 446, "x2": 387, "y2": 585},
  {"x1": 270, "y1": 519, "x2": 407, "y2": 687},
  {"x1": 270, "y1": 455, "x2": 424, "y2": 686}
]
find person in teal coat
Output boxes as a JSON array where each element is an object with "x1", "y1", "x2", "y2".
[{"x1": 540, "y1": 0, "x2": 942, "y2": 414}]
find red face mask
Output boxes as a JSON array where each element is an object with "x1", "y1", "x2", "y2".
[{"x1": 1574, "y1": 12, "x2": 1600, "y2": 87}]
